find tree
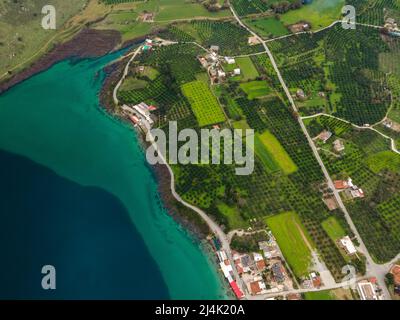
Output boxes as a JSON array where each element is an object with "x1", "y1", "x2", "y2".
[{"x1": 385, "y1": 272, "x2": 394, "y2": 286}]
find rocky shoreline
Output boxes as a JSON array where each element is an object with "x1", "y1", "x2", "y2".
[{"x1": 0, "y1": 28, "x2": 121, "y2": 95}]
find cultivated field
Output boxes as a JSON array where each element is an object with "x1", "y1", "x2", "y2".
[
  {"x1": 266, "y1": 211, "x2": 314, "y2": 277},
  {"x1": 181, "y1": 80, "x2": 225, "y2": 126}
]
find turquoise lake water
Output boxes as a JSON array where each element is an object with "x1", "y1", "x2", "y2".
[{"x1": 0, "y1": 52, "x2": 226, "y2": 299}]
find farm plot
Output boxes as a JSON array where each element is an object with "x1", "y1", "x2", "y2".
[
  {"x1": 266, "y1": 211, "x2": 314, "y2": 277},
  {"x1": 257, "y1": 130, "x2": 298, "y2": 175},
  {"x1": 236, "y1": 57, "x2": 259, "y2": 81},
  {"x1": 162, "y1": 20, "x2": 264, "y2": 56},
  {"x1": 252, "y1": 133, "x2": 280, "y2": 173},
  {"x1": 306, "y1": 115, "x2": 400, "y2": 262},
  {"x1": 230, "y1": 0, "x2": 269, "y2": 16},
  {"x1": 244, "y1": 17, "x2": 289, "y2": 38},
  {"x1": 321, "y1": 216, "x2": 346, "y2": 242},
  {"x1": 269, "y1": 25, "x2": 393, "y2": 125},
  {"x1": 181, "y1": 81, "x2": 226, "y2": 126},
  {"x1": 240, "y1": 81, "x2": 271, "y2": 99}
]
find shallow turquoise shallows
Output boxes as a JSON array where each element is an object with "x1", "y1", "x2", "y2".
[{"x1": 0, "y1": 52, "x2": 226, "y2": 299}]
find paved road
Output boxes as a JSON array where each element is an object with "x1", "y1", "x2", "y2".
[{"x1": 229, "y1": 2, "x2": 393, "y2": 299}]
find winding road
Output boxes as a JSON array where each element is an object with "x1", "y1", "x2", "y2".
[{"x1": 228, "y1": 1, "x2": 395, "y2": 300}]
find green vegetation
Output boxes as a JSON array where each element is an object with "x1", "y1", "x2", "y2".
[
  {"x1": 306, "y1": 115, "x2": 400, "y2": 262},
  {"x1": 366, "y1": 151, "x2": 400, "y2": 173},
  {"x1": 236, "y1": 57, "x2": 259, "y2": 81},
  {"x1": 240, "y1": 80, "x2": 271, "y2": 99},
  {"x1": 269, "y1": 24, "x2": 393, "y2": 125},
  {"x1": 216, "y1": 202, "x2": 248, "y2": 230},
  {"x1": 230, "y1": 232, "x2": 269, "y2": 253},
  {"x1": 181, "y1": 81, "x2": 225, "y2": 126},
  {"x1": 304, "y1": 290, "x2": 335, "y2": 300},
  {"x1": 160, "y1": 20, "x2": 264, "y2": 56},
  {"x1": 245, "y1": 17, "x2": 289, "y2": 38},
  {"x1": 0, "y1": 0, "x2": 87, "y2": 77},
  {"x1": 266, "y1": 211, "x2": 314, "y2": 277},
  {"x1": 258, "y1": 130, "x2": 298, "y2": 175},
  {"x1": 253, "y1": 133, "x2": 280, "y2": 173},
  {"x1": 280, "y1": 0, "x2": 344, "y2": 29},
  {"x1": 322, "y1": 217, "x2": 346, "y2": 241}
]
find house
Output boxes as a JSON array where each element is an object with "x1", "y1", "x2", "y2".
[
  {"x1": 357, "y1": 280, "x2": 378, "y2": 300},
  {"x1": 210, "y1": 45, "x2": 219, "y2": 52},
  {"x1": 390, "y1": 265, "x2": 400, "y2": 286},
  {"x1": 224, "y1": 57, "x2": 235, "y2": 64},
  {"x1": 296, "y1": 89, "x2": 306, "y2": 99},
  {"x1": 271, "y1": 262, "x2": 285, "y2": 282},
  {"x1": 256, "y1": 259, "x2": 266, "y2": 271},
  {"x1": 219, "y1": 260, "x2": 233, "y2": 278},
  {"x1": 218, "y1": 70, "x2": 226, "y2": 79},
  {"x1": 248, "y1": 36, "x2": 261, "y2": 45},
  {"x1": 333, "y1": 139, "x2": 345, "y2": 152},
  {"x1": 334, "y1": 180, "x2": 348, "y2": 189},
  {"x1": 253, "y1": 252, "x2": 263, "y2": 262},
  {"x1": 350, "y1": 188, "x2": 365, "y2": 199},
  {"x1": 317, "y1": 130, "x2": 332, "y2": 143},
  {"x1": 233, "y1": 68, "x2": 241, "y2": 76},
  {"x1": 339, "y1": 236, "x2": 357, "y2": 255},
  {"x1": 250, "y1": 278, "x2": 266, "y2": 295}
]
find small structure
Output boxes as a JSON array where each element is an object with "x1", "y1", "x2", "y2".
[
  {"x1": 217, "y1": 70, "x2": 226, "y2": 79},
  {"x1": 357, "y1": 280, "x2": 378, "y2": 300},
  {"x1": 390, "y1": 265, "x2": 400, "y2": 286},
  {"x1": 224, "y1": 57, "x2": 236, "y2": 64},
  {"x1": 333, "y1": 139, "x2": 345, "y2": 152},
  {"x1": 334, "y1": 180, "x2": 348, "y2": 189},
  {"x1": 271, "y1": 262, "x2": 285, "y2": 283},
  {"x1": 248, "y1": 36, "x2": 261, "y2": 45},
  {"x1": 250, "y1": 277, "x2": 266, "y2": 295},
  {"x1": 339, "y1": 236, "x2": 357, "y2": 255},
  {"x1": 316, "y1": 130, "x2": 332, "y2": 143},
  {"x1": 219, "y1": 260, "x2": 233, "y2": 278},
  {"x1": 210, "y1": 45, "x2": 220, "y2": 52},
  {"x1": 233, "y1": 68, "x2": 241, "y2": 76},
  {"x1": 296, "y1": 89, "x2": 306, "y2": 99}
]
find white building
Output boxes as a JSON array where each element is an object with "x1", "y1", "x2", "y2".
[
  {"x1": 225, "y1": 57, "x2": 236, "y2": 64},
  {"x1": 339, "y1": 236, "x2": 357, "y2": 255},
  {"x1": 357, "y1": 281, "x2": 378, "y2": 300},
  {"x1": 233, "y1": 68, "x2": 241, "y2": 76}
]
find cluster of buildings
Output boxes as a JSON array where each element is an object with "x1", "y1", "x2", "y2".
[
  {"x1": 334, "y1": 177, "x2": 365, "y2": 199},
  {"x1": 216, "y1": 249, "x2": 244, "y2": 299},
  {"x1": 198, "y1": 45, "x2": 241, "y2": 84},
  {"x1": 122, "y1": 102, "x2": 157, "y2": 130},
  {"x1": 231, "y1": 233, "x2": 294, "y2": 296}
]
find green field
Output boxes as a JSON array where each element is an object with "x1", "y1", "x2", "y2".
[
  {"x1": 236, "y1": 57, "x2": 259, "y2": 81},
  {"x1": 0, "y1": 0, "x2": 87, "y2": 77},
  {"x1": 266, "y1": 211, "x2": 314, "y2": 277},
  {"x1": 280, "y1": 0, "x2": 344, "y2": 29},
  {"x1": 217, "y1": 202, "x2": 248, "y2": 229},
  {"x1": 322, "y1": 217, "x2": 346, "y2": 242},
  {"x1": 304, "y1": 290, "x2": 335, "y2": 300},
  {"x1": 240, "y1": 81, "x2": 271, "y2": 100},
  {"x1": 181, "y1": 81, "x2": 226, "y2": 126},
  {"x1": 258, "y1": 130, "x2": 298, "y2": 175},
  {"x1": 253, "y1": 133, "x2": 280, "y2": 173},
  {"x1": 245, "y1": 17, "x2": 289, "y2": 38},
  {"x1": 366, "y1": 151, "x2": 400, "y2": 173}
]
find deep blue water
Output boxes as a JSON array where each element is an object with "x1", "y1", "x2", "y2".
[{"x1": 0, "y1": 149, "x2": 169, "y2": 299}]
